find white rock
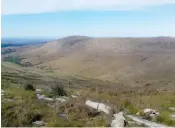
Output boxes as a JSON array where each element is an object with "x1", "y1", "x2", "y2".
[
  {"x1": 127, "y1": 115, "x2": 167, "y2": 127},
  {"x1": 150, "y1": 113, "x2": 156, "y2": 117},
  {"x1": 33, "y1": 121, "x2": 45, "y2": 126},
  {"x1": 36, "y1": 94, "x2": 45, "y2": 99},
  {"x1": 1, "y1": 90, "x2": 5, "y2": 96},
  {"x1": 56, "y1": 97, "x2": 67, "y2": 102},
  {"x1": 169, "y1": 107, "x2": 175, "y2": 111},
  {"x1": 85, "y1": 100, "x2": 111, "y2": 114},
  {"x1": 36, "y1": 94, "x2": 54, "y2": 101},
  {"x1": 44, "y1": 97, "x2": 54, "y2": 101},
  {"x1": 143, "y1": 108, "x2": 159, "y2": 117},
  {"x1": 144, "y1": 108, "x2": 156, "y2": 114},
  {"x1": 170, "y1": 114, "x2": 175, "y2": 119},
  {"x1": 111, "y1": 112, "x2": 125, "y2": 127},
  {"x1": 3, "y1": 98, "x2": 14, "y2": 102},
  {"x1": 63, "y1": 96, "x2": 69, "y2": 100},
  {"x1": 71, "y1": 95, "x2": 78, "y2": 98},
  {"x1": 36, "y1": 89, "x2": 43, "y2": 92},
  {"x1": 156, "y1": 112, "x2": 160, "y2": 115},
  {"x1": 76, "y1": 92, "x2": 80, "y2": 96}
]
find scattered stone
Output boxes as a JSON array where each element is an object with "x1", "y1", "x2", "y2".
[
  {"x1": 76, "y1": 92, "x2": 80, "y2": 96},
  {"x1": 169, "y1": 107, "x2": 175, "y2": 111},
  {"x1": 85, "y1": 100, "x2": 111, "y2": 114},
  {"x1": 143, "y1": 108, "x2": 159, "y2": 117},
  {"x1": 144, "y1": 108, "x2": 153, "y2": 113},
  {"x1": 56, "y1": 96, "x2": 68, "y2": 102},
  {"x1": 56, "y1": 97, "x2": 66, "y2": 102},
  {"x1": 4, "y1": 98, "x2": 14, "y2": 102},
  {"x1": 135, "y1": 108, "x2": 160, "y2": 121},
  {"x1": 127, "y1": 115, "x2": 167, "y2": 127},
  {"x1": 32, "y1": 120, "x2": 46, "y2": 126},
  {"x1": 35, "y1": 89, "x2": 43, "y2": 93},
  {"x1": 44, "y1": 97, "x2": 54, "y2": 102},
  {"x1": 1, "y1": 90, "x2": 5, "y2": 95},
  {"x1": 170, "y1": 114, "x2": 175, "y2": 120},
  {"x1": 111, "y1": 112, "x2": 126, "y2": 127},
  {"x1": 36, "y1": 94, "x2": 44, "y2": 99},
  {"x1": 36, "y1": 94, "x2": 54, "y2": 102},
  {"x1": 71, "y1": 95, "x2": 78, "y2": 98}
]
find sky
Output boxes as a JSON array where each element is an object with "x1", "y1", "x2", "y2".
[{"x1": 1, "y1": 0, "x2": 175, "y2": 38}]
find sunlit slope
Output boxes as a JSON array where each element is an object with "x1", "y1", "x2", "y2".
[{"x1": 20, "y1": 36, "x2": 175, "y2": 87}]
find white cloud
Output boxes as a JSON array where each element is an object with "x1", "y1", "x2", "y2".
[{"x1": 2, "y1": 0, "x2": 175, "y2": 15}]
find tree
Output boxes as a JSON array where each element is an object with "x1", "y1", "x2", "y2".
[
  {"x1": 24, "y1": 84, "x2": 35, "y2": 91},
  {"x1": 51, "y1": 84, "x2": 67, "y2": 96},
  {"x1": 51, "y1": 84, "x2": 67, "y2": 123}
]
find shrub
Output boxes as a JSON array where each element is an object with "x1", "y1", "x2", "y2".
[
  {"x1": 24, "y1": 84, "x2": 35, "y2": 91},
  {"x1": 89, "y1": 87, "x2": 96, "y2": 92},
  {"x1": 55, "y1": 99, "x2": 107, "y2": 127},
  {"x1": 4, "y1": 56, "x2": 22, "y2": 65},
  {"x1": 2, "y1": 87, "x2": 50, "y2": 127},
  {"x1": 156, "y1": 112, "x2": 175, "y2": 126},
  {"x1": 1, "y1": 102, "x2": 18, "y2": 127},
  {"x1": 51, "y1": 84, "x2": 67, "y2": 96}
]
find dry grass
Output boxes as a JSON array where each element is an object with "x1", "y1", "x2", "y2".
[
  {"x1": 2, "y1": 76, "x2": 175, "y2": 127},
  {"x1": 14, "y1": 37, "x2": 175, "y2": 88}
]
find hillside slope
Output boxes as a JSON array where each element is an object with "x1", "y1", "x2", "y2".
[{"x1": 19, "y1": 36, "x2": 175, "y2": 87}]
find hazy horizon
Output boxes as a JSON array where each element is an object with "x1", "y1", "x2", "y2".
[{"x1": 2, "y1": 35, "x2": 175, "y2": 40}]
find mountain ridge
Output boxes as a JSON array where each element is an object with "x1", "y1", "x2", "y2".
[{"x1": 4, "y1": 36, "x2": 175, "y2": 87}]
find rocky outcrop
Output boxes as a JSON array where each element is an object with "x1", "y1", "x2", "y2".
[
  {"x1": 1, "y1": 89, "x2": 4, "y2": 96},
  {"x1": 127, "y1": 115, "x2": 167, "y2": 127},
  {"x1": 56, "y1": 96, "x2": 68, "y2": 102},
  {"x1": 170, "y1": 114, "x2": 175, "y2": 120},
  {"x1": 136, "y1": 108, "x2": 159, "y2": 119},
  {"x1": 32, "y1": 120, "x2": 46, "y2": 126},
  {"x1": 71, "y1": 95, "x2": 78, "y2": 98},
  {"x1": 36, "y1": 94, "x2": 54, "y2": 102},
  {"x1": 169, "y1": 107, "x2": 175, "y2": 111},
  {"x1": 111, "y1": 112, "x2": 126, "y2": 127},
  {"x1": 143, "y1": 108, "x2": 159, "y2": 116},
  {"x1": 85, "y1": 100, "x2": 111, "y2": 114},
  {"x1": 4, "y1": 98, "x2": 14, "y2": 102},
  {"x1": 35, "y1": 89, "x2": 43, "y2": 93}
]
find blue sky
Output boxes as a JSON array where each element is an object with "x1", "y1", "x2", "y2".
[{"x1": 2, "y1": 0, "x2": 175, "y2": 38}]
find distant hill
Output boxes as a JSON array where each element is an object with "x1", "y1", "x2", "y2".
[
  {"x1": 1, "y1": 38, "x2": 55, "y2": 47},
  {"x1": 4, "y1": 36, "x2": 175, "y2": 88}
]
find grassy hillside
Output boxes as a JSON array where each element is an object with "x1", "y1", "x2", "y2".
[
  {"x1": 1, "y1": 61, "x2": 124, "y2": 90},
  {"x1": 2, "y1": 62, "x2": 175, "y2": 127},
  {"x1": 13, "y1": 36, "x2": 175, "y2": 88}
]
